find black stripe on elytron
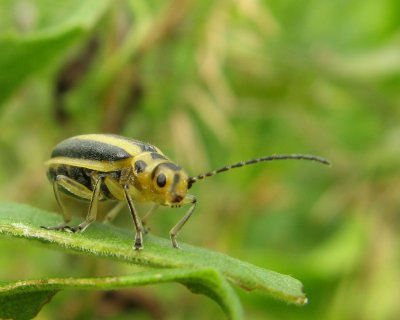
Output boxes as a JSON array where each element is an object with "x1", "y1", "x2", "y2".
[
  {"x1": 51, "y1": 138, "x2": 132, "y2": 162},
  {"x1": 103, "y1": 134, "x2": 159, "y2": 153}
]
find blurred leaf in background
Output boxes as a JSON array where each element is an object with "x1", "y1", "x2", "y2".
[{"x1": 1, "y1": 0, "x2": 400, "y2": 319}]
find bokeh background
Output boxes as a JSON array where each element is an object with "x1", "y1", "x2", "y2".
[{"x1": 1, "y1": 1, "x2": 399, "y2": 319}]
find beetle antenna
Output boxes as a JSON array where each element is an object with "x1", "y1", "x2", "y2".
[{"x1": 187, "y1": 154, "x2": 330, "y2": 188}]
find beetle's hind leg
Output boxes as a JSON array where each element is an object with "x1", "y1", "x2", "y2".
[
  {"x1": 141, "y1": 204, "x2": 159, "y2": 234},
  {"x1": 42, "y1": 176, "x2": 74, "y2": 231},
  {"x1": 42, "y1": 174, "x2": 103, "y2": 233},
  {"x1": 103, "y1": 201, "x2": 125, "y2": 224}
]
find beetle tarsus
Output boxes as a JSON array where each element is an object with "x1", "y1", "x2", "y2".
[
  {"x1": 41, "y1": 224, "x2": 83, "y2": 233},
  {"x1": 41, "y1": 224, "x2": 70, "y2": 231},
  {"x1": 68, "y1": 226, "x2": 82, "y2": 233},
  {"x1": 134, "y1": 240, "x2": 144, "y2": 251},
  {"x1": 170, "y1": 234, "x2": 180, "y2": 249}
]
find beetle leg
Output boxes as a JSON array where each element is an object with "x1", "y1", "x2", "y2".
[
  {"x1": 53, "y1": 174, "x2": 93, "y2": 200},
  {"x1": 70, "y1": 175, "x2": 104, "y2": 232},
  {"x1": 169, "y1": 195, "x2": 197, "y2": 249},
  {"x1": 123, "y1": 185, "x2": 144, "y2": 250},
  {"x1": 141, "y1": 204, "x2": 159, "y2": 234},
  {"x1": 42, "y1": 175, "x2": 103, "y2": 233},
  {"x1": 42, "y1": 176, "x2": 74, "y2": 231},
  {"x1": 103, "y1": 202, "x2": 125, "y2": 224}
]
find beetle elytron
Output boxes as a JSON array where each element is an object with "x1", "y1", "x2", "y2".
[{"x1": 44, "y1": 134, "x2": 330, "y2": 250}]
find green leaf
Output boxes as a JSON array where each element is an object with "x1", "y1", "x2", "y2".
[
  {"x1": 0, "y1": 202, "x2": 307, "y2": 318},
  {"x1": 0, "y1": 289, "x2": 57, "y2": 320},
  {"x1": 0, "y1": 269, "x2": 241, "y2": 320},
  {"x1": 0, "y1": 0, "x2": 111, "y2": 106}
]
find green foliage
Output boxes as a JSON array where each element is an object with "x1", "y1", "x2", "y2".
[
  {"x1": 0, "y1": 0, "x2": 111, "y2": 106},
  {"x1": 0, "y1": 290, "x2": 57, "y2": 320},
  {"x1": 0, "y1": 269, "x2": 241, "y2": 320},
  {"x1": 0, "y1": 203, "x2": 306, "y2": 319}
]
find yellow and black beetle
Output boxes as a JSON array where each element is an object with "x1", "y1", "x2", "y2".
[{"x1": 44, "y1": 134, "x2": 330, "y2": 250}]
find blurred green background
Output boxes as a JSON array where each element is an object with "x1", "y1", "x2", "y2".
[{"x1": 1, "y1": 0, "x2": 399, "y2": 319}]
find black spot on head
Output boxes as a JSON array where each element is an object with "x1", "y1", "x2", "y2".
[
  {"x1": 160, "y1": 162, "x2": 181, "y2": 171},
  {"x1": 170, "y1": 173, "x2": 181, "y2": 191},
  {"x1": 151, "y1": 162, "x2": 181, "y2": 180},
  {"x1": 134, "y1": 160, "x2": 147, "y2": 173},
  {"x1": 150, "y1": 152, "x2": 167, "y2": 160},
  {"x1": 141, "y1": 144, "x2": 158, "y2": 152}
]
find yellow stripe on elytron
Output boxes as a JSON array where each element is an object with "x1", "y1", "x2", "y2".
[
  {"x1": 73, "y1": 134, "x2": 164, "y2": 157},
  {"x1": 45, "y1": 157, "x2": 132, "y2": 172}
]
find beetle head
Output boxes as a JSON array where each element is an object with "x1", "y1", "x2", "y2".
[{"x1": 132, "y1": 153, "x2": 189, "y2": 205}]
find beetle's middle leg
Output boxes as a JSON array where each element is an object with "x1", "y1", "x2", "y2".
[{"x1": 70, "y1": 175, "x2": 104, "y2": 232}]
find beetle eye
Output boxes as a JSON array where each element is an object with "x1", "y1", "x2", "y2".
[{"x1": 156, "y1": 173, "x2": 167, "y2": 188}]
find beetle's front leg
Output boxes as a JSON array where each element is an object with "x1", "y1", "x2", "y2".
[
  {"x1": 170, "y1": 195, "x2": 197, "y2": 249},
  {"x1": 123, "y1": 184, "x2": 144, "y2": 250}
]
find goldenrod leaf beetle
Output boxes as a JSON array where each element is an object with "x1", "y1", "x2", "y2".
[{"x1": 44, "y1": 134, "x2": 330, "y2": 250}]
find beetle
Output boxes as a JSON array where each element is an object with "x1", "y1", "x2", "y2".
[{"x1": 44, "y1": 134, "x2": 330, "y2": 250}]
